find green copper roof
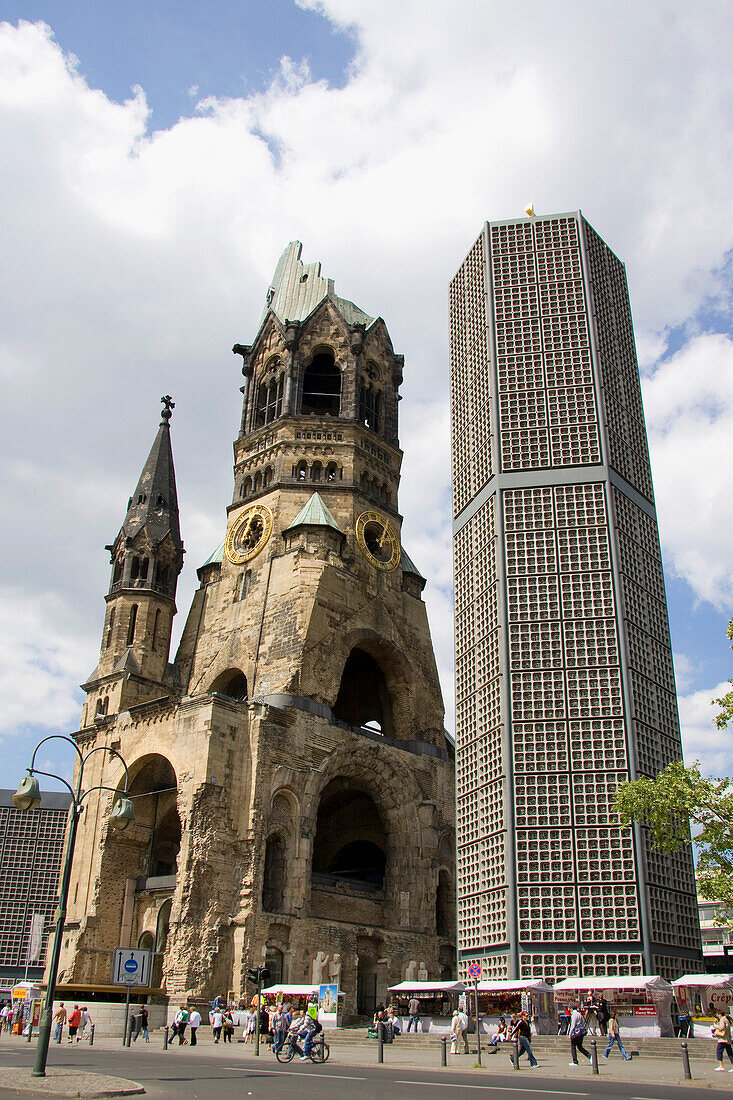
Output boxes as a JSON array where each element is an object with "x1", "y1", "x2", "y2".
[
  {"x1": 201, "y1": 538, "x2": 225, "y2": 567},
  {"x1": 285, "y1": 492, "x2": 342, "y2": 532},
  {"x1": 400, "y1": 547, "x2": 425, "y2": 580},
  {"x1": 261, "y1": 242, "x2": 375, "y2": 330}
]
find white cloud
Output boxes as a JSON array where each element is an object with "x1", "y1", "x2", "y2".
[
  {"x1": 0, "y1": 590, "x2": 89, "y2": 741},
  {"x1": 679, "y1": 681, "x2": 733, "y2": 779},
  {"x1": 643, "y1": 334, "x2": 733, "y2": 606},
  {"x1": 0, "y1": 7, "x2": 732, "y2": 739}
]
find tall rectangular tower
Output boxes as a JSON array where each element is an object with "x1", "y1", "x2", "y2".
[{"x1": 450, "y1": 212, "x2": 702, "y2": 982}]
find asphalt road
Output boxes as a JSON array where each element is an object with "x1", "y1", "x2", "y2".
[{"x1": 0, "y1": 1041, "x2": 725, "y2": 1100}]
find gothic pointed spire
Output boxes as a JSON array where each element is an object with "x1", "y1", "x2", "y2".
[{"x1": 121, "y1": 396, "x2": 182, "y2": 552}]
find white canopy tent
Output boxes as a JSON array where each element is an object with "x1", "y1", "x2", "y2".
[
  {"x1": 672, "y1": 974, "x2": 733, "y2": 1035},
  {"x1": 388, "y1": 981, "x2": 466, "y2": 994},
  {"x1": 260, "y1": 984, "x2": 318, "y2": 997},
  {"x1": 477, "y1": 979, "x2": 553, "y2": 993},
  {"x1": 553, "y1": 975, "x2": 674, "y2": 1037}
]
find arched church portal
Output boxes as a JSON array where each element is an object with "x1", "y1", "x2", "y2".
[
  {"x1": 312, "y1": 778, "x2": 387, "y2": 889},
  {"x1": 124, "y1": 755, "x2": 181, "y2": 879}
]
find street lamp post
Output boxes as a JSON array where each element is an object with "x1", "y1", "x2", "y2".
[{"x1": 13, "y1": 734, "x2": 135, "y2": 1078}]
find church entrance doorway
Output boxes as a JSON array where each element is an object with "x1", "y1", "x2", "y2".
[{"x1": 357, "y1": 957, "x2": 377, "y2": 1017}]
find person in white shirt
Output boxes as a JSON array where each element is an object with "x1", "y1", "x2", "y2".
[
  {"x1": 568, "y1": 1005, "x2": 591, "y2": 1065},
  {"x1": 211, "y1": 1008, "x2": 224, "y2": 1043},
  {"x1": 189, "y1": 1008, "x2": 201, "y2": 1046}
]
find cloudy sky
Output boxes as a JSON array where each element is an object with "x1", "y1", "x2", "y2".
[{"x1": 1, "y1": 1, "x2": 732, "y2": 792}]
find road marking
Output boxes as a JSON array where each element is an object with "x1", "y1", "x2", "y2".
[
  {"x1": 226, "y1": 1066, "x2": 366, "y2": 1080},
  {"x1": 395, "y1": 1084, "x2": 588, "y2": 1096}
]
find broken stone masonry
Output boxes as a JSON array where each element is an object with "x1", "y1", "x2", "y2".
[{"x1": 53, "y1": 243, "x2": 456, "y2": 1017}]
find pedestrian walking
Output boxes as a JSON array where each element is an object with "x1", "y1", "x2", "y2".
[
  {"x1": 406, "y1": 996, "x2": 421, "y2": 1033},
  {"x1": 603, "y1": 1012, "x2": 631, "y2": 1060},
  {"x1": 222, "y1": 1009, "x2": 234, "y2": 1042},
  {"x1": 81, "y1": 1008, "x2": 93, "y2": 1041},
  {"x1": 211, "y1": 1007, "x2": 223, "y2": 1043},
  {"x1": 67, "y1": 1005, "x2": 81, "y2": 1044},
  {"x1": 271, "y1": 1006, "x2": 286, "y2": 1053},
  {"x1": 173, "y1": 1005, "x2": 189, "y2": 1045},
  {"x1": 596, "y1": 996, "x2": 610, "y2": 1037},
  {"x1": 450, "y1": 1008, "x2": 470, "y2": 1054},
  {"x1": 53, "y1": 1003, "x2": 67, "y2": 1042},
  {"x1": 568, "y1": 1004, "x2": 591, "y2": 1065},
  {"x1": 713, "y1": 1010, "x2": 733, "y2": 1072},
  {"x1": 186, "y1": 1007, "x2": 199, "y2": 1045},
  {"x1": 509, "y1": 1011, "x2": 538, "y2": 1067},
  {"x1": 0, "y1": 1001, "x2": 12, "y2": 1034}
]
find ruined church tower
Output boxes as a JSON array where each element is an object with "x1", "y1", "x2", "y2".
[{"x1": 56, "y1": 244, "x2": 455, "y2": 1016}]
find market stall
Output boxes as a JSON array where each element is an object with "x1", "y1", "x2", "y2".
[
  {"x1": 476, "y1": 979, "x2": 556, "y2": 1035},
  {"x1": 553, "y1": 975, "x2": 674, "y2": 1038},
  {"x1": 254, "y1": 983, "x2": 345, "y2": 1027},
  {"x1": 388, "y1": 981, "x2": 466, "y2": 1033},
  {"x1": 672, "y1": 974, "x2": 733, "y2": 1037}
]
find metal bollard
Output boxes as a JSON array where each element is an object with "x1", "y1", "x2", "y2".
[
  {"x1": 591, "y1": 1039, "x2": 599, "y2": 1075},
  {"x1": 681, "y1": 1041, "x2": 692, "y2": 1079},
  {"x1": 163, "y1": 1025, "x2": 169, "y2": 1050},
  {"x1": 90, "y1": 1024, "x2": 95, "y2": 1046},
  {"x1": 377, "y1": 1022, "x2": 384, "y2": 1064},
  {"x1": 441, "y1": 1035, "x2": 447, "y2": 1066},
  {"x1": 513, "y1": 1037, "x2": 520, "y2": 1069}
]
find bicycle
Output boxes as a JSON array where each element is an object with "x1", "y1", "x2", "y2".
[{"x1": 275, "y1": 1032, "x2": 330, "y2": 1063}]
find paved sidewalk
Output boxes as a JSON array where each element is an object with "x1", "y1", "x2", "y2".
[
  {"x1": 0, "y1": 1066, "x2": 145, "y2": 1098},
  {"x1": 36, "y1": 1033, "x2": 733, "y2": 1091}
]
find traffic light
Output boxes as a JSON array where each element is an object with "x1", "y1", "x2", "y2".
[{"x1": 246, "y1": 967, "x2": 270, "y2": 986}]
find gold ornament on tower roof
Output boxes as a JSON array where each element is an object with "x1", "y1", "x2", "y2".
[{"x1": 225, "y1": 504, "x2": 273, "y2": 564}]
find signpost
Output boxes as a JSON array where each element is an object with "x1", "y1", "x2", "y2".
[
  {"x1": 467, "y1": 962, "x2": 482, "y2": 1065},
  {"x1": 112, "y1": 949, "x2": 152, "y2": 1046}
]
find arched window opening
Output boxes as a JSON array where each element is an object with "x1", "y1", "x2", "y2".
[
  {"x1": 302, "y1": 352, "x2": 340, "y2": 416},
  {"x1": 236, "y1": 570, "x2": 252, "y2": 601},
  {"x1": 140, "y1": 557, "x2": 149, "y2": 580},
  {"x1": 150, "y1": 807, "x2": 181, "y2": 876},
  {"x1": 156, "y1": 564, "x2": 170, "y2": 592},
  {"x1": 256, "y1": 374, "x2": 284, "y2": 427},
  {"x1": 130, "y1": 556, "x2": 141, "y2": 580},
  {"x1": 152, "y1": 608, "x2": 161, "y2": 652},
  {"x1": 295, "y1": 460, "x2": 308, "y2": 481},
  {"x1": 138, "y1": 930, "x2": 155, "y2": 951},
  {"x1": 95, "y1": 697, "x2": 105, "y2": 716},
  {"x1": 254, "y1": 471, "x2": 262, "y2": 492},
  {"x1": 210, "y1": 669, "x2": 248, "y2": 700},
  {"x1": 312, "y1": 781, "x2": 387, "y2": 891},
  {"x1": 137, "y1": 493, "x2": 147, "y2": 504},
  {"x1": 311, "y1": 461, "x2": 322, "y2": 482},
  {"x1": 113, "y1": 560, "x2": 123, "y2": 585},
  {"x1": 106, "y1": 608, "x2": 115, "y2": 649},
  {"x1": 262, "y1": 834, "x2": 287, "y2": 913},
  {"x1": 333, "y1": 648, "x2": 394, "y2": 736},
  {"x1": 265, "y1": 946, "x2": 284, "y2": 987},
  {"x1": 359, "y1": 384, "x2": 380, "y2": 431},
  {"x1": 326, "y1": 462, "x2": 340, "y2": 482},
  {"x1": 436, "y1": 870, "x2": 452, "y2": 938},
  {"x1": 127, "y1": 604, "x2": 138, "y2": 646},
  {"x1": 156, "y1": 494, "x2": 166, "y2": 508},
  {"x1": 263, "y1": 466, "x2": 273, "y2": 488}
]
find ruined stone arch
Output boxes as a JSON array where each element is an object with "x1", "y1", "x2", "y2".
[
  {"x1": 209, "y1": 668, "x2": 248, "y2": 700},
  {"x1": 315, "y1": 629, "x2": 415, "y2": 740},
  {"x1": 270, "y1": 786, "x2": 300, "y2": 823},
  {"x1": 301, "y1": 344, "x2": 341, "y2": 417}
]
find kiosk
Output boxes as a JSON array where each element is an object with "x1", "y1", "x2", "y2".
[
  {"x1": 553, "y1": 975, "x2": 674, "y2": 1038},
  {"x1": 257, "y1": 983, "x2": 344, "y2": 1027},
  {"x1": 672, "y1": 974, "x2": 733, "y2": 1037},
  {"x1": 388, "y1": 981, "x2": 466, "y2": 1033},
  {"x1": 477, "y1": 979, "x2": 556, "y2": 1035}
]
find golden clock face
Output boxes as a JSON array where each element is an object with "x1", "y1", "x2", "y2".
[
  {"x1": 355, "y1": 510, "x2": 401, "y2": 572},
  {"x1": 225, "y1": 504, "x2": 273, "y2": 565}
]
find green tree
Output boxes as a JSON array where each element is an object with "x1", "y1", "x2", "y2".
[{"x1": 613, "y1": 618, "x2": 733, "y2": 915}]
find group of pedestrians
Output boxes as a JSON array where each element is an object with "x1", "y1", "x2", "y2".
[
  {"x1": 52, "y1": 1003, "x2": 93, "y2": 1043},
  {"x1": 270, "y1": 1005, "x2": 322, "y2": 1059},
  {"x1": 567, "y1": 1002, "x2": 630, "y2": 1065}
]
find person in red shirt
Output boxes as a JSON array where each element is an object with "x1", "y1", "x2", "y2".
[{"x1": 67, "y1": 1005, "x2": 82, "y2": 1044}]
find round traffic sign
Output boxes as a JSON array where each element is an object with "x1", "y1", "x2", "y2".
[
  {"x1": 467, "y1": 962, "x2": 481, "y2": 979},
  {"x1": 124, "y1": 958, "x2": 139, "y2": 973}
]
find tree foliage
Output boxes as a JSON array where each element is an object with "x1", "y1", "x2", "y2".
[
  {"x1": 713, "y1": 619, "x2": 733, "y2": 730},
  {"x1": 614, "y1": 761, "x2": 733, "y2": 913}
]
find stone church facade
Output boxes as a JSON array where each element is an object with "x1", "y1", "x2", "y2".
[{"x1": 55, "y1": 243, "x2": 456, "y2": 1015}]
